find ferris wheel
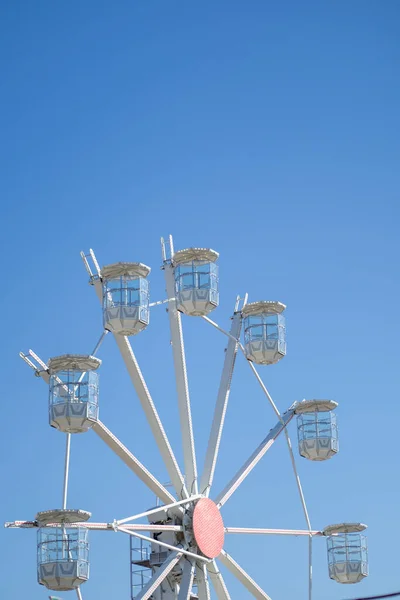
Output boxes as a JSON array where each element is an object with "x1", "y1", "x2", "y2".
[{"x1": 6, "y1": 235, "x2": 369, "y2": 600}]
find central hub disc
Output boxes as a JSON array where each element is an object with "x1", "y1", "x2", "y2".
[{"x1": 192, "y1": 498, "x2": 224, "y2": 559}]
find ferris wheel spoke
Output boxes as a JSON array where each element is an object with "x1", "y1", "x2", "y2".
[
  {"x1": 214, "y1": 407, "x2": 296, "y2": 508},
  {"x1": 117, "y1": 495, "x2": 201, "y2": 525},
  {"x1": 218, "y1": 550, "x2": 272, "y2": 600},
  {"x1": 76, "y1": 587, "x2": 83, "y2": 600},
  {"x1": 241, "y1": 345, "x2": 315, "y2": 599},
  {"x1": 206, "y1": 560, "x2": 231, "y2": 600},
  {"x1": 82, "y1": 251, "x2": 189, "y2": 500},
  {"x1": 92, "y1": 420, "x2": 177, "y2": 506},
  {"x1": 178, "y1": 558, "x2": 196, "y2": 599},
  {"x1": 196, "y1": 562, "x2": 211, "y2": 600},
  {"x1": 200, "y1": 308, "x2": 243, "y2": 497},
  {"x1": 224, "y1": 527, "x2": 322, "y2": 536},
  {"x1": 282, "y1": 427, "x2": 314, "y2": 600},
  {"x1": 164, "y1": 248, "x2": 198, "y2": 495},
  {"x1": 134, "y1": 551, "x2": 183, "y2": 600},
  {"x1": 117, "y1": 527, "x2": 206, "y2": 562},
  {"x1": 113, "y1": 334, "x2": 189, "y2": 499}
]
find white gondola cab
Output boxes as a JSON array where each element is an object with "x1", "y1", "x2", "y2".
[
  {"x1": 49, "y1": 355, "x2": 101, "y2": 434},
  {"x1": 173, "y1": 248, "x2": 219, "y2": 316},
  {"x1": 295, "y1": 399, "x2": 338, "y2": 461},
  {"x1": 324, "y1": 523, "x2": 368, "y2": 584},
  {"x1": 242, "y1": 301, "x2": 286, "y2": 365},
  {"x1": 36, "y1": 510, "x2": 90, "y2": 591},
  {"x1": 102, "y1": 262, "x2": 150, "y2": 335}
]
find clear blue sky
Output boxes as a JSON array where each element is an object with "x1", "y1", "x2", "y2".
[{"x1": 1, "y1": 1, "x2": 399, "y2": 599}]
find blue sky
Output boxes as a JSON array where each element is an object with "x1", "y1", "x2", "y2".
[{"x1": 1, "y1": 1, "x2": 399, "y2": 598}]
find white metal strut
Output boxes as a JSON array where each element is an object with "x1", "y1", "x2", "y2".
[
  {"x1": 92, "y1": 420, "x2": 177, "y2": 506},
  {"x1": 163, "y1": 236, "x2": 198, "y2": 495},
  {"x1": 5, "y1": 521, "x2": 182, "y2": 532},
  {"x1": 214, "y1": 407, "x2": 296, "y2": 508},
  {"x1": 62, "y1": 433, "x2": 71, "y2": 509},
  {"x1": 224, "y1": 527, "x2": 322, "y2": 536},
  {"x1": 117, "y1": 495, "x2": 201, "y2": 526},
  {"x1": 200, "y1": 306, "x2": 243, "y2": 496},
  {"x1": 117, "y1": 526, "x2": 208, "y2": 562},
  {"x1": 196, "y1": 563, "x2": 211, "y2": 600},
  {"x1": 245, "y1": 360, "x2": 314, "y2": 600},
  {"x1": 82, "y1": 249, "x2": 189, "y2": 500},
  {"x1": 178, "y1": 559, "x2": 196, "y2": 599},
  {"x1": 206, "y1": 561, "x2": 231, "y2": 600},
  {"x1": 219, "y1": 550, "x2": 272, "y2": 600},
  {"x1": 134, "y1": 551, "x2": 182, "y2": 600}
]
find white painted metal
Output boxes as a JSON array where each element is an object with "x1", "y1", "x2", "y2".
[
  {"x1": 224, "y1": 527, "x2": 322, "y2": 536},
  {"x1": 36, "y1": 510, "x2": 91, "y2": 524},
  {"x1": 242, "y1": 301, "x2": 286, "y2": 316},
  {"x1": 28, "y1": 348, "x2": 48, "y2": 371},
  {"x1": 201, "y1": 316, "x2": 240, "y2": 344},
  {"x1": 214, "y1": 408, "x2": 296, "y2": 508},
  {"x1": 196, "y1": 563, "x2": 211, "y2": 600},
  {"x1": 178, "y1": 559, "x2": 195, "y2": 599},
  {"x1": 92, "y1": 421, "x2": 176, "y2": 506},
  {"x1": 118, "y1": 527, "x2": 208, "y2": 562},
  {"x1": 76, "y1": 587, "x2": 83, "y2": 600},
  {"x1": 283, "y1": 427, "x2": 314, "y2": 600},
  {"x1": 164, "y1": 246, "x2": 198, "y2": 494},
  {"x1": 48, "y1": 355, "x2": 101, "y2": 373},
  {"x1": 173, "y1": 248, "x2": 219, "y2": 264},
  {"x1": 101, "y1": 262, "x2": 151, "y2": 279},
  {"x1": 117, "y1": 495, "x2": 201, "y2": 525},
  {"x1": 219, "y1": 550, "x2": 272, "y2": 600},
  {"x1": 62, "y1": 434, "x2": 71, "y2": 510},
  {"x1": 135, "y1": 551, "x2": 182, "y2": 600},
  {"x1": 206, "y1": 561, "x2": 231, "y2": 600},
  {"x1": 246, "y1": 359, "x2": 315, "y2": 600},
  {"x1": 91, "y1": 330, "x2": 108, "y2": 356},
  {"x1": 323, "y1": 523, "x2": 367, "y2": 535},
  {"x1": 244, "y1": 359, "x2": 283, "y2": 420},
  {"x1": 84, "y1": 254, "x2": 189, "y2": 500},
  {"x1": 113, "y1": 334, "x2": 188, "y2": 499},
  {"x1": 200, "y1": 308, "x2": 243, "y2": 496},
  {"x1": 6, "y1": 521, "x2": 182, "y2": 532},
  {"x1": 295, "y1": 399, "x2": 338, "y2": 414}
]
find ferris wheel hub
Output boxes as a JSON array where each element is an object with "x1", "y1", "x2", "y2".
[{"x1": 192, "y1": 498, "x2": 225, "y2": 559}]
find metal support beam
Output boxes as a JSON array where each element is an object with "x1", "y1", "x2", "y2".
[
  {"x1": 118, "y1": 527, "x2": 208, "y2": 562},
  {"x1": 214, "y1": 407, "x2": 296, "y2": 508},
  {"x1": 82, "y1": 249, "x2": 188, "y2": 500},
  {"x1": 113, "y1": 334, "x2": 188, "y2": 499},
  {"x1": 135, "y1": 551, "x2": 182, "y2": 600},
  {"x1": 62, "y1": 434, "x2": 71, "y2": 509},
  {"x1": 206, "y1": 560, "x2": 231, "y2": 600},
  {"x1": 5, "y1": 520, "x2": 182, "y2": 532},
  {"x1": 92, "y1": 421, "x2": 177, "y2": 506},
  {"x1": 244, "y1": 358, "x2": 314, "y2": 600},
  {"x1": 178, "y1": 559, "x2": 196, "y2": 599},
  {"x1": 224, "y1": 527, "x2": 322, "y2": 536},
  {"x1": 218, "y1": 550, "x2": 272, "y2": 600},
  {"x1": 117, "y1": 495, "x2": 201, "y2": 525},
  {"x1": 196, "y1": 563, "x2": 211, "y2": 600},
  {"x1": 164, "y1": 255, "x2": 198, "y2": 495},
  {"x1": 200, "y1": 308, "x2": 243, "y2": 496}
]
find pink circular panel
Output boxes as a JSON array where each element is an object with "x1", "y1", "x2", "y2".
[{"x1": 192, "y1": 498, "x2": 224, "y2": 559}]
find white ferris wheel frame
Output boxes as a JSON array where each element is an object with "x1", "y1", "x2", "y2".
[{"x1": 10, "y1": 235, "x2": 335, "y2": 600}]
